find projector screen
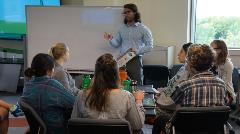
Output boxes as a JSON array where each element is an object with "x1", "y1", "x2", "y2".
[{"x1": 0, "y1": 0, "x2": 60, "y2": 39}]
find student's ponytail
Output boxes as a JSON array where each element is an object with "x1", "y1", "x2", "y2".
[
  {"x1": 24, "y1": 53, "x2": 55, "y2": 78},
  {"x1": 24, "y1": 68, "x2": 35, "y2": 78},
  {"x1": 48, "y1": 46, "x2": 54, "y2": 58},
  {"x1": 48, "y1": 43, "x2": 68, "y2": 60}
]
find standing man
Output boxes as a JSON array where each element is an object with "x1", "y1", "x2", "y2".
[{"x1": 104, "y1": 3, "x2": 153, "y2": 85}]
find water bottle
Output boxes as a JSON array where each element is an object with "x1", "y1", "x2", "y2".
[
  {"x1": 131, "y1": 80, "x2": 138, "y2": 92},
  {"x1": 119, "y1": 66, "x2": 128, "y2": 83},
  {"x1": 123, "y1": 80, "x2": 132, "y2": 93},
  {"x1": 81, "y1": 75, "x2": 91, "y2": 90}
]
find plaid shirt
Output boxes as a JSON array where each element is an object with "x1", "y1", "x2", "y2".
[{"x1": 171, "y1": 71, "x2": 226, "y2": 107}]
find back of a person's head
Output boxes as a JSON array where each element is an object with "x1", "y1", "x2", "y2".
[
  {"x1": 86, "y1": 53, "x2": 119, "y2": 112},
  {"x1": 24, "y1": 53, "x2": 54, "y2": 78},
  {"x1": 210, "y1": 39, "x2": 228, "y2": 65},
  {"x1": 182, "y1": 42, "x2": 193, "y2": 53},
  {"x1": 49, "y1": 43, "x2": 68, "y2": 60},
  {"x1": 187, "y1": 44, "x2": 215, "y2": 72}
]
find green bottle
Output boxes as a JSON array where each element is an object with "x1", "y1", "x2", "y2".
[
  {"x1": 123, "y1": 80, "x2": 132, "y2": 93},
  {"x1": 81, "y1": 75, "x2": 91, "y2": 90}
]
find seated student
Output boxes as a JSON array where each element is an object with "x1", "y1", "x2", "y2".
[
  {"x1": 49, "y1": 43, "x2": 79, "y2": 96},
  {"x1": 158, "y1": 43, "x2": 192, "y2": 97},
  {"x1": 152, "y1": 44, "x2": 226, "y2": 134},
  {"x1": 210, "y1": 40, "x2": 236, "y2": 103},
  {"x1": 0, "y1": 100, "x2": 23, "y2": 134},
  {"x1": 0, "y1": 106, "x2": 8, "y2": 134},
  {"x1": 21, "y1": 53, "x2": 75, "y2": 134},
  {"x1": 71, "y1": 54, "x2": 145, "y2": 133}
]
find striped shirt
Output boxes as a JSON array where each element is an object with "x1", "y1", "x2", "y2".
[
  {"x1": 171, "y1": 72, "x2": 226, "y2": 107},
  {"x1": 109, "y1": 22, "x2": 153, "y2": 56}
]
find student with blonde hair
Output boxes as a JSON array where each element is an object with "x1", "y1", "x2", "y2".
[{"x1": 49, "y1": 43, "x2": 79, "y2": 96}]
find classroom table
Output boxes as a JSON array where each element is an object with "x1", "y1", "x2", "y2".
[{"x1": 137, "y1": 85, "x2": 158, "y2": 117}]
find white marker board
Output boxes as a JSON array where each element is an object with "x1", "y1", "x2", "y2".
[{"x1": 26, "y1": 6, "x2": 123, "y2": 70}]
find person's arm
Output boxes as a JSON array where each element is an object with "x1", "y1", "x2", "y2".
[
  {"x1": 59, "y1": 88, "x2": 75, "y2": 110},
  {"x1": 125, "y1": 91, "x2": 145, "y2": 130},
  {"x1": 109, "y1": 31, "x2": 122, "y2": 48},
  {"x1": 220, "y1": 61, "x2": 236, "y2": 98},
  {"x1": 0, "y1": 100, "x2": 12, "y2": 110},
  {"x1": 71, "y1": 91, "x2": 83, "y2": 118},
  {"x1": 0, "y1": 107, "x2": 8, "y2": 121},
  {"x1": 50, "y1": 80, "x2": 75, "y2": 109},
  {"x1": 164, "y1": 65, "x2": 189, "y2": 97},
  {"x1": 137, "y1": 27, "x2": 153, "y2": 55},
  {"x1": 157, "y1": 86, "x2": 184, "y2": 110},
  {"x1": 53, "y1": 71, "x2": 71, "y2": 93}
]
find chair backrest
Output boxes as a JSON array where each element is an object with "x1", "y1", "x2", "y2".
[
  {"x1": 143, "y1": 65, "x2": 169, "y2": 88},
  {"x1": 19, "y1": 98, "x2": 47, "y2": 134},
  {"x1": 232, "y1": 67, "x2": 239, "y2": 93},
  {"x1": 173, "y1": 106, "x2": 231, "y2": 133},
  {"x1": 169, "y1": 64, "x2": 183, "y2": 79},
  {"x1": 68, "y1": 118, "x2": 132, "y2": 134}
]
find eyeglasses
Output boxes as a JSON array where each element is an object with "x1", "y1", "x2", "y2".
[
  {"x1": 122, "y1": 10, "x2": 132, "y2": 15},
  {"x1": 212, "y1": 47, "x2": 221, "y2": 50}
]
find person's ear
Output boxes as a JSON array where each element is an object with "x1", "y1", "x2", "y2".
[{"x1": 47, "y1": 68, "x2": 54, "y2": 77}]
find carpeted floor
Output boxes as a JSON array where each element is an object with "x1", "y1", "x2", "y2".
[{"x1": 9, "y1": 118, "x2": 28, "y2": 127}]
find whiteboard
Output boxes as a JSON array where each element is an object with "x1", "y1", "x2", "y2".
[{"x1": 26, "y1": 6, "x2": 123, "y2": 70}]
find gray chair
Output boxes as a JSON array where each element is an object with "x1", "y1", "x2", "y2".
[
  {"x1": 68, "y1": 118, "x2": 132, "y2": 134},
  {"x1": 19, "y1": 98, "x2": 47, "y2": 134},
  {"x1": 232, "y1": 67, "x2": 239, "y2": 93},
  {"x1": 171, "y1": 106, "x2": 232, "y2": 134}
]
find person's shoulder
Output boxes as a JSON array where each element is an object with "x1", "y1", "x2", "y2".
[
  {"x1": 118, "y1": 24, "x2": 127, "y2": 30},
  {"x1": 53, "y1": 67, "x2": 67, "y2": 78},
  {"x1": 177, "y1": 79, "x2": 191, "y2": 89},
  {"x1": 111, "y1": 90, "x2": 134, "y2": 100},
  {"x1": 213, "y1": 76, "x2": 225, "y2": 85},
  {"x1": 138, "y1": 23, "x2": 150, "y2": 30},
  {"x1": 54, "y1": 65, "x2": 65, "y2": 73},
  {"x1": 75, "y1": 90, "x2": 84, "y2": 100},
  {"x1": 223, "y1": 58, "x2": 234, "y2": 69},
  {"x1": 48, "y1": 78, "x2": 66, "y2": 90},
  {"x1": 122, "y1": 90, "x2": 135, "y2": 100}
]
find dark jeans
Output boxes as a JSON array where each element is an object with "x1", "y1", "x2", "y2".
[{"x1": 126, "y1": 56, "x2": 143, "y2": 85}]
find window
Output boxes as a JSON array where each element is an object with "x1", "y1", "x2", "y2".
[{"x1": 192, "y1": 0, "x2": 240, "y2": 48}]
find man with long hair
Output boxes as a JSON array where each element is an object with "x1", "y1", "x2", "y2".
[{"x1": 104, "y1": 3, "x2": 153, "y2": 85}]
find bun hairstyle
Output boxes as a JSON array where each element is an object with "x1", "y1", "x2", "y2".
[
  {"x1": 124, "y1": 3, "x2": 141, "y2": 24},
  {"x1": 24, "y1": 53, "x2": 54, "y2": 78},
  {"x1": 86, "y1": 53, "x2": 119, "y2": 112},
  {"x1": 49, "y1": 43, "x2": 68, "y2": 60},
  {"x1": 187, "y1": 44, "x2": 216, "y2": 72}
]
